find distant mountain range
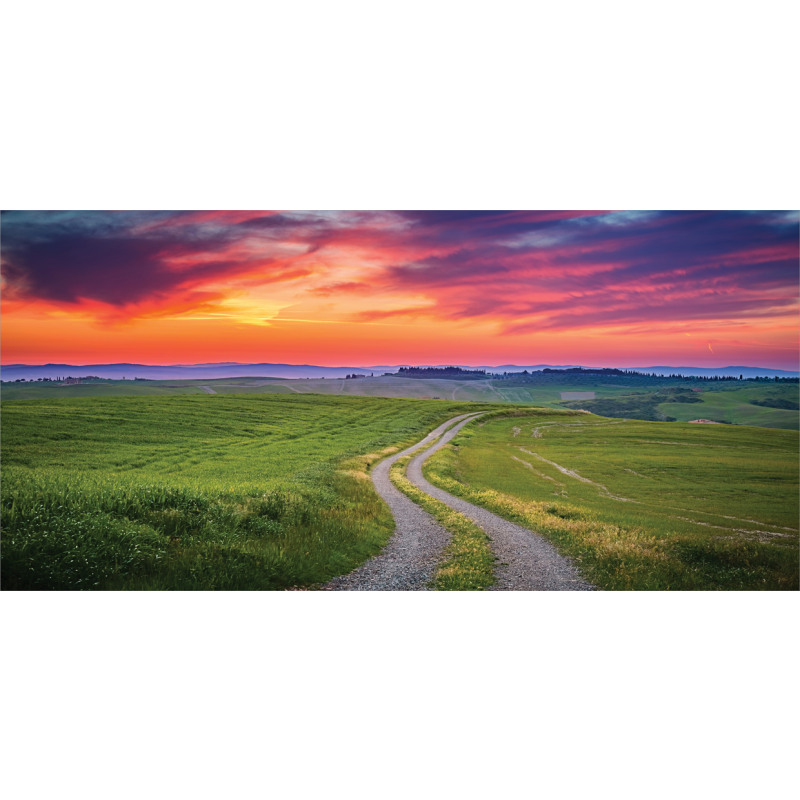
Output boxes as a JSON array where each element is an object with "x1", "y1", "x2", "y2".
[{"x1": 2, "y1": 361, "x2": 798, "y2": 381}]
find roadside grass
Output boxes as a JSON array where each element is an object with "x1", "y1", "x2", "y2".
[
  {"x1": 1, "y1": 393, "x2": 501, "y2": 590},
  {"x1": 423, "y1": 411, "x2": 799, "y2": 590},
  {"x1": 389, "y1": 447, "x2": 495, "y2": 591}
]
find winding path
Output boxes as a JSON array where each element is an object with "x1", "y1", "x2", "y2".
[
  {"x1": 406, "y1": 416, "x2": 594, "y2": 591},
  {"x1": 327, "y1": 413, "x2": 594, "y2": 591},
  {"x1": 325, "y1": 414, "x2": 482, "y2": 590}
]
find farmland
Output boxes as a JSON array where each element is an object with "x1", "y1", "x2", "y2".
[
  {"x1": 422, "y1": 410, "x2": 799, "y2": 590},
  {"x1": 4, "y1": 374, "x2": 796, "y2": 430},
  {"x1": 3, "y1": 388, "x2": 798, "y2": 591},
  {"x1": 1, "y1": 394, "x2": 498, "y2": 590}
]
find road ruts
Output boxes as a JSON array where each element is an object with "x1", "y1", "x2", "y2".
[
  {"x1": 405, "y1": 416, "x2": 595, "y2": 591},
  {"x1": 325, "y1": 413, "x2": 484, "y2": 590}
]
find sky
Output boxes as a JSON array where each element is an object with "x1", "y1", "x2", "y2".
[{"x1": 1, "y1": 209, "x2": 798, "y2": 368}]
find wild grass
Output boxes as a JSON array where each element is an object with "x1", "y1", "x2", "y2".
[
  {"x1": 1, "y1": 393, "x2": 499, "y2": 590},
  {"x1": 423, "y1": 411, "x2": 799, "y2": 590}
]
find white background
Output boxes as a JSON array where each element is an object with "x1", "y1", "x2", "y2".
[{"x1": 1, "y1": 2, "x2": 798, "y2": 799}]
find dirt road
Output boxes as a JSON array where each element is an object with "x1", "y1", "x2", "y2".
[
  {"x1": 405, "y1": 416, "x2": 594, "y2": 590},
  {"x1": 325, "y1": 413, "x2": 482, "y2": 590},
  {"x1": 327, "y1": 413, "x2": 593, "y2": 591}
]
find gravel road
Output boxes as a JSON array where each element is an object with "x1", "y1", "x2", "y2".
[
  {"x1": 405, "y1": 416, "x2": 595, "y2": 591},
  {"x1": 326, "y1": 412, "x2": 593, "y2": 591},
  {"x1": 325, "y1": 413, "x2": 483, "y2": 590}
]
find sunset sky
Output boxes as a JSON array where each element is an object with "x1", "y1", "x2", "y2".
[{"x1": 1, "y1": 210, "x2": 798, "y2": 368}]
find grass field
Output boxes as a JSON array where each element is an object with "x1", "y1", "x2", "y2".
[
  {"x1": 423, "y1": 411, "x2": 799, "y2": 590},
  {"x1": 0, "y1": 378, "x2": 294, "y2": 400},
  {"x1": 5, "y1": 375, "x2": 796, "y2": 429},
  {"x1": 656, "y1": 384, "x2": 799, "y2": 429},
  {"x1": 1, "y1": 393, "x2": 498, "y2": 590}
]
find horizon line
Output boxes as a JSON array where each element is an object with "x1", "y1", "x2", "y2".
[{"x1": 3, "y1": 360, "x2": 798, "y2": 372}]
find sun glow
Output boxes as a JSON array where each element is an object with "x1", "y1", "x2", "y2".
[{"x1": 2, "y1": 210, "x2": 797, "y2": 368}]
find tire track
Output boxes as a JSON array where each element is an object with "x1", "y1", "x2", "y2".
[
  {"x1": 327, "y1": 412, "x2": 593, "y2": 591},
  {"x1": 325, "y1": 413, "x2": 482, "y2": 590},
  {"x1": 405, "y1": 416, "x2": 595, "y2": 591}
]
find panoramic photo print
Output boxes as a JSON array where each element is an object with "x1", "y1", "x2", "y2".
[{"x1": 1, "y1": 209, "x2": 798, "y2": 590}]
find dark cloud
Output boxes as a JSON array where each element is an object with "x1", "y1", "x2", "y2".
[
  {"x1": 385, "y1": 246, "x2": 513, "y2": 287},
  {"x1": 390, "y1": 210, "x2": 604, "y2": 250},
  {"x1": 506, "y1": 294, "x2": 799, "y2": 335},
  {"x1": 1, "y1": 213, "x2": 261, "y2": 307},
  {"x1": 2, "y1": 234, "x2": 182, "y2": 305},
  {"x1": 236, "y1": 213, "x2": 298, "y2": 229},
  {"x1": 2, "y1": 210, "x2": 796, "y2": 331}
]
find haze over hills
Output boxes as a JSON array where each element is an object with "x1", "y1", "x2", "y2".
[{"x1": 2, "y1": 361, "x2": 798, "y2": 382}]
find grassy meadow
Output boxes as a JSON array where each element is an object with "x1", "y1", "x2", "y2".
[
  {"x1": 0, "y1": 378, "x2": 293, "y2": 400},
  {"x1": 3, "y1": 385, "x2": 797, "y2": 592},
  {"x1": 654, "y1": 384, "x2": 799, "y2": 429},
  {"x1": 423, "y1": 410, "x2": 799, "y2": 590},
  {"x1": 5, "y1": 375, "x2": 796, "y2": 429},
  {"x1": 1, "y1": 393, "x2": 498, "y2": 590}
]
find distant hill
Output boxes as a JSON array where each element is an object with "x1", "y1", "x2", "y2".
[
  {"x1": 1, "y1": 361, "x2": 797, "y2": 382},
  {"x1": 0, "y1": 362, "x2": 373, "y2": 381},
  {"x1": 632, "y1": 365, "x2": 799, "y2": 378}
]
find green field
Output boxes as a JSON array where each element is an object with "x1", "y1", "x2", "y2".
[
  {"x1": 656, "y1": 384, "x2": 799, "y2": 428},
  {"x1": 1, "y1": 394, "x2": 498, "y2": 590},
  {"x1": 5, "y1": 375, "x2": 796, "y2": 429},
  {"x1": 3, "y1": 387, "x2": 798, "y2": 591},
  {"x1": 560, "y1": 383, "x2": 799, "y2": 429},
  {"x1": 0, "y1": 378, "x2": 294, "y2": 400},
  {"x1": 423, "y1": 411, "x2": 799, "y2": 590},
  {"x1": 0, "y1": 376, "x2": 490, "y2": 401}
]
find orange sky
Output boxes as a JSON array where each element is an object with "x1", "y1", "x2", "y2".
[{"x1": 2, "y1": 210, "x2": 798, "y2": 368}]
